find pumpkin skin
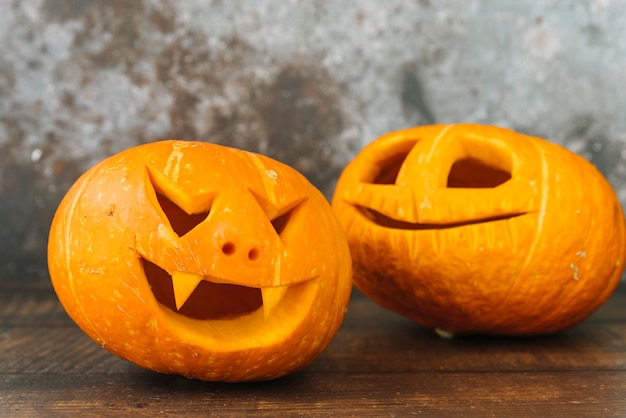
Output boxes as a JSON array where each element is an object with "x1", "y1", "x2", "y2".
[
  {"x1": 332, "y1": 123, "x2": 626, "y2": 336},
  {"x1": 48, "y1": 140, "x2": 352, "y2": 381}
]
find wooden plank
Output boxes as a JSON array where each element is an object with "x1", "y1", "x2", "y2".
[
  {"x1": 2, "y1": 371, "x2": 626, "y2": 417},
  {"x1": 2, "y1": 318, "x2": 626, "y2": 375},
  {"x1": 2, "y1": 285, "x2": 626, "y2": 375},
  {"x1": 2, "y1": 282, "x2": 626, "y2": 327},
  {"x1": 0, "y1": 327, "x2": 133, "y2": 374},
  {"x1": 342, "y1": 286, "x2": 626, "y2": 327},
  {"x1": 2, "y1": 283, "x2": 626, "y2": 416},
  {"x1": 0, "y1": 282, "x2": 69, "y2": 327}
]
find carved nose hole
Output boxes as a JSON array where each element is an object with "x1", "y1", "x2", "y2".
[
  {"x1": 248, "y1": 248, "x2": 260, "y2": 261},
  {"x1": 222, "y1": 242, "x2": 236, "y2": 255},
  {"x1": 447, "y1": 157, "x2": 511, "y2": 188}
]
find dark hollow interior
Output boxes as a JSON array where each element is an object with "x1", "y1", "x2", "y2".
[
  {"x1": 373, "y1": 153, "x2": 408, "y2": 184},
  {"x1": 364, "y1": 149, "x2": 518, "y2": 229},
  {"x1": 142, "y1": 259, "x2": 263, "y2": 320},
  {"x1": 446, "y1": 157, "x2": 511, "y2": 188},
  {"x1": 372, "y1": 152, "x2": 511, "y2": 189},
  {"x1": 155, "y1": 193, "x2": 210, "y2": 237},
  {"x1": 360, "y1": 207, "x2": 527, "y2": 230}
]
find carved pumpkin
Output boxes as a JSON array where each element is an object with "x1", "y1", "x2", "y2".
[
  {"x1": 48, "y1": 140, "x2": 352, "y2": 381},
  {"x1": 332, "y1": 123, "x2": 626, "y2": 336}
]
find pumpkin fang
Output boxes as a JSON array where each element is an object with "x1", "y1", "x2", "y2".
[
  {"x1": 261, "y1": 286, "x2": 289, "y2": 319},
  {"x1": 172, "y1": 271, "x2": 204, "y2": 310},
  {"x1": 172, "y1": 271, "x2": 290, "y2": 318},
  {"x1": 147, "y1": 259, "x2": 290, "y2": 319}
]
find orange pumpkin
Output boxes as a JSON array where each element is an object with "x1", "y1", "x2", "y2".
[
  {"x1": 48, "y1": 140, "x2": 352, "y2": 381},
  {"x1": 332, "y1": 123, "x2": 626, "y2": 336}
]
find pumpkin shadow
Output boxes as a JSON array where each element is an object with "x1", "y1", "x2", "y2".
[
  {"x1": 126, "y1": 365, "x2": 312, "y2": 392},
  {"x1": 317, "y1": 290, "x2": 618, "y2": 374},
  {"x1": 402, "y1": 324, "x2": 613, "y2": 373}
]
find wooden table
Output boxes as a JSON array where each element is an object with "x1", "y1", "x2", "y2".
[{"x1": 2, "y1": 280, "x2": 626, "y2": 417}]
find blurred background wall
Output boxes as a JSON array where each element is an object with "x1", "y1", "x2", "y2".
[{"x1": 2, "y1": 0, "x2": 626, "y2": 281}]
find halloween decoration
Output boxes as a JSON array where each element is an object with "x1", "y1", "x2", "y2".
[
  {"x1": 48, "y1": 140, "x2": 352, "y2": 381},
  {"x1": 332, "y1": 123, "x2": 626, "y2": 336}
]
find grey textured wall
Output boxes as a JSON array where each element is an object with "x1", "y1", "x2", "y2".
[{"x1": 3, "y1": 0, "x2": 626, "y2": 281}]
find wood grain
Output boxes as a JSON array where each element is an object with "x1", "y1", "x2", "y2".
[{"x1": 2, "y1": 281, "x2": 626, "y2": 417}]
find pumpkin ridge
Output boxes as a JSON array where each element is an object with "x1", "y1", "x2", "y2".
[
  {"x1": 491, "y1": 139, "x2": 549, "y2": 313},
  {"x1": 55, "y1": 165, "x2": 109, "y2": 347},
  {"x1": 245, "y1": 152, "x2": 279, "y2": 207},
  {"x1": 162, "y1": 142, "x2": 186, "y2": 182},
  {"x1": 421, "y1": 124, "x2": 454, "y2": 163}
]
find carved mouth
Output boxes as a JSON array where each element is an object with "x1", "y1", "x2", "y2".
[
  {"x1": 142, "y1": 259, "x2": 290, "y2": 320},
  {"x1": 358, "y1": 206, "x2": 529, "y2": 230}
]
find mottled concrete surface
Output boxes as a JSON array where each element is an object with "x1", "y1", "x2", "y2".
[{"x1": 2, "y1": 0, "x2": 626, "y2": 280}]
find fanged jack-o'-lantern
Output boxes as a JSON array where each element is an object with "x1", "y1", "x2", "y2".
[
  {"x1": 48, "y1": 140, "x2": 352, "y2": 382},
  {"x1": 332, "y1": 123, "x2": 626, "y2": 337}
]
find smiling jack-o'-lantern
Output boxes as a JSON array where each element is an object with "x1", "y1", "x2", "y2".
[
  {"x1": 48, "y1": 140, "x2": 352, "y2": 381},
  {"x1": 332, "y1": 123, "x2": 626, "y2": 336}
]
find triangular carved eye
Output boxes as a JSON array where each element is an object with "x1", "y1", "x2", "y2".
[
  {"x1": 248, "y1": 189, "x2": 305, "y2": 239},
  {"x1": 155, "y1": 193, "x2": 211, "y2": 237},
  {"x1": 146, "y1": 167, "x2": 215, "y2": 237},
  {"x1": 271, "y1": 205, "x2": 297, "y2": 236},
  {"x1": 270, "y1": 200, "x2": 306, "y2": 241}
]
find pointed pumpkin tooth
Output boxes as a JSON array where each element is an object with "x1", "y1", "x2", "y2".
[
  {"x1": 171, "y1": 272, "x2": 203, "y2": 310},
  {"x1": 261, "y1": 285, "x2": 289, "y2": 319}
]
